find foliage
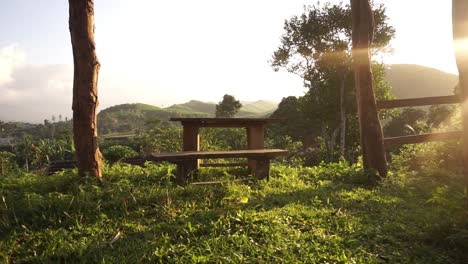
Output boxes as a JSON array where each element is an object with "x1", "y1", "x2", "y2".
[
  {"x1": 268, "y1": 65, "x2": 394, "y2": 165},
  {"x1": 30, "y1": 139, "x2": 75, "y2": 169},
  {"x1": 138, "y1": 125, "x2": 183, "y2": 155},
  {"x1": 0, "y1": 151, "x2": 18, "y2": 176},
  {"x1": 200, "y1": 128, "x2": 246, "y2": 151},
  {"x1": 384, "y1": 108, "x2": 428, "y2": 137},
  {"x1": 268, "y1": 96, "x2": 311, "y2": 143},
  {"x1": 427, "y1": 105, "x2": 456, "y2": 127},
  {"x1": 271, "y1": 2, "x2": 395, "y2": 162},
  {"x1": 10, "y1": 137, "x2": 75, "y2": 171},
  {"x1": 14, "y1": 136, "x2": 35, "y2": 171},
  {"x1": 102, "y1": 145, "x2": 138, "y2": 163},
  {"x1": 389, "y1": 140, "x2": 462, "y2": 174},
  {"x1": 0, "y1": 120, "x2": 72, "y2": 144},
  {"x1": 0, "y1": 161, "x2": 465, "y2": 263},
  {"x1": 215, "y1": 94, "x2": 242, "y2": 118},
  {"x1": 265, "y1": 135, "x2": 305, "y2": 167}
]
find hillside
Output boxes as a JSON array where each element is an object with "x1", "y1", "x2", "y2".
[
  {"x1": 97, "y1": 103, "x2": 209, "y2": 134},
  {"x1": 97, "y1": 100, "x2": 278, "y2": 135},
  {"x1": 241, "y1": 100, "x2": 277, "y2": 114},
  {"x1": 166, "y1": 100, "x2": 277, "y2": 117},
  {"x1": 385, "y1": 64, "x2": 458, "y2": 99},
  {"x1": 166, "y1": 100, "x2": 216, "y2": 114}
]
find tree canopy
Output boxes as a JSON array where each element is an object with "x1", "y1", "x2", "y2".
[
  {"x1": 215, "y1": 95, "x2": 242, "y2": 118},
  {"x1": 271, "y1": 2, "x2": 394, "y2": 161}
]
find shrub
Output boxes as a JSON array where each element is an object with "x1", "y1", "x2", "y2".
[
  {"x1": 0, "y1": 151, "x2": 19, "y2": 176},
  {"x1": 102, "y1": 145, "x2": 138, "y2": 163}
]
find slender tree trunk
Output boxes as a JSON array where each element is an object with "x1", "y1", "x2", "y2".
[
  {"x1": 339, "y1": 75, "x2": 347, "y2": 158},
  {"x1": 68, "y1": 0, "x2": 103, "y2": 179},
  {"x1": 350, "y1": 0, "x2": 387, "y2": 177},
  {"x1": 330, "y1": 127, "x2": 339, "y2": 161},
  {"x1": 452, "y1": 0, "x2": 468, "y2": 202},
  {"x1": 321, "y1": 125, "x2": 339, "y2": 162},
  {"x1": 321, "y1": 126, "x2": 330, "y2": 159}
]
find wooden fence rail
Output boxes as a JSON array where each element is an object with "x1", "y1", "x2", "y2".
[
  {"x1": 378, "y1": 95, "x2": 461, "y2": 146},
  {"x1": 384, "y1": 131, "x2": 462, "y2": 146},
  {"x1": 376, "y1": 95, "x2": 460, "y2": 109}
]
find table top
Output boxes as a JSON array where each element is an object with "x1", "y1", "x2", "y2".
[
  {"x1": 170, "y1": 117, "x2": 283, "y2": 127},
  {"x1": 149, "y1": 149, "x2": 288, "y2": 161}
]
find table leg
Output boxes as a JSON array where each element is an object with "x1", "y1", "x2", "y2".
[
  {"x1": 175, "y1": 161, "x2": 197, "y2": 185},
  {"x1": 246, "y1": 124, "x2": 264, "y2": 174},
  {"x1": 183, "y1": 125, "x2": 200, "y2": 179},
  {"x1": 253, "y1": 159, "x2": 270, "y2": 180}
]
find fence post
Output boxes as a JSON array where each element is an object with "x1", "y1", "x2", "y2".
[
  {"x1": 452, "y1": 0, "x2": 468, "y2": 203},
  {"x1": 350, "y1": 0, "x2": 388, "y2": 178}
]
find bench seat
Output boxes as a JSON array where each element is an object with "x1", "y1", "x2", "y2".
[
  {"x1": 123, "y1": 149, "x2": 287, "y2": 184},
  {"x1": 46, "y1": 160, "x2": 77, "y2": 175},
  {"x1": 146, "y1": 149, "x2": 287, "y2": 184},
  {"x1": 47, "y1": 149, "x2": 288, "y2": 184},
  {"x1": 147, "y1": 149, "x2": 287, "y2": 161}
]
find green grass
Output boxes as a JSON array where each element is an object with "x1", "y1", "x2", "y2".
[{"x1": 0, "y1": 162, "x2": 466, "y2": 263}]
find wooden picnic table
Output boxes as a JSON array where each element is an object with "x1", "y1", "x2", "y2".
[
  {"x1": 47, "y1": 118, "x2": 287, "y2": 184},
  {"x1": 170, "y1": 117, "x2": 281, "y2": 149},
  {"x1": 169, "y1": 117, "x2": 283, "y2": 171}
]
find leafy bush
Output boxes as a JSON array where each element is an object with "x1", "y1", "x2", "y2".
[
  {"x1": 13, "y1": 137, "x2": 75, "y2": 170},
  {"x1": 139, "y1": 126, "x2": 182, "y2": 154},
  {"x1": 200, "y1": 128, "x2": 246, "y2": 151},
  {"x1": 0, "y1": 151, "x2": 19, "y2": 176},
  {"x1": 102, "y1": 145, "x2": 138, "y2": 163},
  {"x1": 389, "y1": 140, "x2": 462, "y2": 173}
]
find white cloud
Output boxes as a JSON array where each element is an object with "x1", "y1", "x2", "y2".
[
  {"x1": 0, "y1": 45, "x2": 26, "y2": 86},
  {"x1": 0, "y1": 43, "x2": 302, "y2": 123},
  {"x1": 0, "y1": 45, "x2": 73, "y2": 122}
]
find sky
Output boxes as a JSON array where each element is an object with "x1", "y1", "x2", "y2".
[{"x1": 0, "y1": 0, "x2": 459, "y2": 122}]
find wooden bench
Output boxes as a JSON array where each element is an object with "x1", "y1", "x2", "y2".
[
  {"x1": 45, "y1": 160, "x2": 77, "y2": 175},
  {"x1": 47, "y1": 149, "x2": 288, "y2": 184},
  {"x1": 124, "y1": 149, "x2": 288, "y2": 184}
]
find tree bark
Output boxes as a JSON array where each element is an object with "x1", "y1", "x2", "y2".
[
  {"x1": 321, "y1": 125, "x2": 339, "y2": 162},
  {"x1": 452, "y1": 0, "x2": 468, "y2": 201},
  {"x1": 350, "y1": 0, "x2": 387, "y2": 177},
  {"x1": 69, "y1": 0, "x2": 103, "y2": 179},
  {"x1": 339, "y1": 75, "x2": 346, "y2": 158},
  {"x1": 330, "y1": 127, "x2": 339, "y2": 161}
]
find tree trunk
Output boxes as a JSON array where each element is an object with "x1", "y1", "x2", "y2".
[
  {"x1": 350, "y1": 0, "x2": 387, "y2": 177},
  {"x1": 452, "y1": 0, "x2": 468, "y2": 202},
  {"x1": 68, "y1": 0, "x2": 103, "y2": 179},
  {"x1": 339, "y1": 75, "x2": 346, "y2": 158},
  {"x1": 321, "y1": 125, "x2": 339, "y2": 162},
  {"x1": 330, "y1": 127, "x2": 339, "y2": 161},
  {"x1": 321, "y1": 126, "x2": 331, "y2": 160}
]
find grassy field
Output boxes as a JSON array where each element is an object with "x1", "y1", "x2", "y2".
[{"x1": 0, "y1": 162, "x2": 466, "y2": 263}]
